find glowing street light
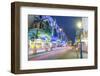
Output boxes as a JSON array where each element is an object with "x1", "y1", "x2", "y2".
[
  {"x1": 59, "y1": 28, "x2": 62, "y2": 31},
  {"x1": 77, "y1": 21, "x2": 82, "y2": 29}
]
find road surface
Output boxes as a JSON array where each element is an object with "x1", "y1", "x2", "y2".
[{"x1": 28, "y1": 46, "x2": 87, "y2": 60}]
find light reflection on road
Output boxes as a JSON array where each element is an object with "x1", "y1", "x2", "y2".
[{"x1": 29, "y1": 46, "x2": 73, "y2": 60}]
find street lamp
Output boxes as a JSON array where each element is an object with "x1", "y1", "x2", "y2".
[
  {"x1": 77, "y1": 22, "x2": 82, "y2": 29},
  {"x1": 59, "y1": 28, "x2": 62, "y2": 32},
  {"x1": 77, "y1": 21, "x2": 83, "y2": 58},
  {"x1": 59, "y1": 28, "x2": 62, "y2": 40}
]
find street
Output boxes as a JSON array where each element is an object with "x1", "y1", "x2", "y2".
[{"x1": 28, "y1": 46, "x2": 88, "y2": 60}]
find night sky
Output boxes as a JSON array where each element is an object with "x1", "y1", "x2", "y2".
[{"x1": 52, "y1": 16, "x2": 82, "y2": 44}]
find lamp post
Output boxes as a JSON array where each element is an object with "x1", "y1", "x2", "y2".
[
  {"x1": 77, "y1": 21, "x2": 83, "y2": 58},
  {"x1": 59, "y1": 28, "x2": 62, "y2": 40}
]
